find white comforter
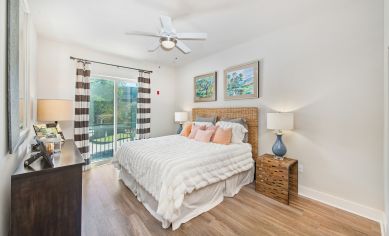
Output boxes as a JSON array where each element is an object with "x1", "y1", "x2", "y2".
[{"x1": 113, "y1": 135, "x2": 253, "y2": 223}]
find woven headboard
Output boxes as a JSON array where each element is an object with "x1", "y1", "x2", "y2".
[{"x1": 192, "y1": 107, "x2": 259, "y2": 158}]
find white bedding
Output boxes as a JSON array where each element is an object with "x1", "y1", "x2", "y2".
[
  {"x1": 113, "y1": 135, "x2": 254, "y2": 223},
  {"x1": 118, "y1": 165, "x2": 254, "y2": 230}
]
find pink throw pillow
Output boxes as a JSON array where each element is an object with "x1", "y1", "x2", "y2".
[
  {"x1": 206, "y1": 126, "x2": 218, "y2": 141},
  {"x1": 194, "y1": 130, "x2": 214, "y2": 143},
  {"x1": 212, "y1": 127, "x2": 232, "y2": 145},
  {"x1": 188, "y1": 125, "x2": 206, "y2": 139}
]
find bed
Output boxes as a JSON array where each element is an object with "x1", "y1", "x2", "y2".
[{"x1": 113, "y1": 107, "x2": 259, "y2": 230}]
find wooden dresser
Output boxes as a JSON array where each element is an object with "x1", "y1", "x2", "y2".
[
  {"x1": 255, "y1": 154, "x2": 298, "y2": 205},
  {"x1": 11, "y1": 140, "x2": 84, "y2": 236}
]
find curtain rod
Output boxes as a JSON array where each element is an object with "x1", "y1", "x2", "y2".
[{"x1": 69, "y1": 56, "x2": 153, "y2": 74}]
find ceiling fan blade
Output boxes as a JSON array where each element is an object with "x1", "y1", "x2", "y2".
[
  {"x1": 176, "y1": 40, "x2": 191, "y2": 54},
  {"x1": 125, "y1": 31, "x2": 160, "y2": 38},
  {"x1": 160, "y1": 15, "x2": 174, "y2": 33},
  {"x1": 148, "y1": 41, "x2": 161, "y2": 52},
  {"x1": 176, "y1": 32, "x2": 207, "y2": 40}
]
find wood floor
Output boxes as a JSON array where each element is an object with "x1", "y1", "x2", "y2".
[{"x1": 82, "y1": 164, "x2": 380, "y2": 236}]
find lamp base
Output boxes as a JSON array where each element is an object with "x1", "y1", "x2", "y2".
[
  {"x1": 177, "y1": 124, "x2": 183, "y2": 134},
  {"x1": 272, "y1": 134, "x2": 287, "y2": 158}
]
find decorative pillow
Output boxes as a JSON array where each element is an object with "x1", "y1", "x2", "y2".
[
  {"x1": 206, "y1": 125, "x2": 218, "y2": 141},
  {"x1": 216, "y1": 121, "x2": 248, "y2": 144},
  {"x1": 194, "y1": 121, "x2": 214, "y2": 127},
  {"x1": 212, "y1": 127, "x2": 232, "y2": 145},
  {"x1": 180, "y1": 122, "x2": 192, "y2": 137},
  {"x1": 220, "y1": 117, "x2": 249, "y2": 143},
  {"x1": 195, "y1": 116, "x2": 217, "y2": 124},
  {"x1": 194, "y1": 129, "x2": 214, "y2": 143},
  {"x1": 188, "y1": 125, "x2": 206, "y2": 139}
]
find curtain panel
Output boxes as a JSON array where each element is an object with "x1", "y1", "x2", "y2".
[
  {"x1": 74, "y1": 62, "x2": 91, "y2": 162},
  {"x1": 136, "y1": 72, "x2": 151, "y2": 139}
]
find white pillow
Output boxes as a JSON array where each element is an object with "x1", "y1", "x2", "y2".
[
  {"x1": 216, "y1": 121, "x2": 248, "y2": 144},
  {"x1": 193, "y1": 121, "x2": 214, "y2": 127}
]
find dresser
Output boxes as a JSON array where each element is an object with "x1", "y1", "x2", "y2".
[
  {"x1": 11, "y1": 140, "x2": 84, "y2": 236},
  {"x1": 255, "y1": 154, "x2": 298, "y2": 205}
]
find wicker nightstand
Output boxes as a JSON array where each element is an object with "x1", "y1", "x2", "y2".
[{"x1": 255, "y1": 154, "x2": 298, "y2": 205}]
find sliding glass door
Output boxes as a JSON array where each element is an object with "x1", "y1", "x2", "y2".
[
  {"x1": 89, "y1": 76, "x2": 137, "y2": 164},
  {"x1": 116, "y1": 81, "x2": 138, "y2": 150}
]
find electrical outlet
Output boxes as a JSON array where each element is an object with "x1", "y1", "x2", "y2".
[{"x1": 298, "y1": 164, "x2": 304, "y2": 173}]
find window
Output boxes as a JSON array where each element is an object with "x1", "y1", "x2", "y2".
[{"x1": 89, "y1": 75, "x2": 137, "y2": 164}]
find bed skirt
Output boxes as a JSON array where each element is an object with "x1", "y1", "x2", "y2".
[{"x1": 117, "y1": 164, "x2": 254, "y2": 230}]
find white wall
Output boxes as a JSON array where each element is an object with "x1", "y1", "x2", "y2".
[
  {"x1": 36, "y1": 37, "x2": 177, "y2": 138},
  {"x1": 176, "y1": 0, "x2": 384, "y2": 218},
  {"x1": 0, "y1": 0, "x2": 38, "y2": 234},
  {"x1": 384, "y1": 0, "x2": 389, "y2": 233}
]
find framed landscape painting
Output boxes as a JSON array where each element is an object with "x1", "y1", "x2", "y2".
[
  {"x1": 224, "y1": 61, "x2": 259, "y2": 100},
  {"x1": 194, "y1": 72, "x2": 217, "y2": 102}
]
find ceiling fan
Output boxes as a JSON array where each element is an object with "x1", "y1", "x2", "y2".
[{"x1": 125, "y1": 15, "x2": 207, "y2": 54}]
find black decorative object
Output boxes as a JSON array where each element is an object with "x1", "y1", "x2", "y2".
[
  {"x1": 24, "y1": 153, "x2": 43, "y2": 167},
  {"x1": 25, "y1": 139, "x2": 55, "y2": 167}
]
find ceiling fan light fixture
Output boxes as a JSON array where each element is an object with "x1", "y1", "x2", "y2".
[
  {"x1": 126, "y1": 16, "x2": 207, "y2": 54},
  {"x1": 160, "y1": 37, "x2": 176, "y2": 50}
]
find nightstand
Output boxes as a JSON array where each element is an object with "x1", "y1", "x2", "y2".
[{"x1": 255, "y1": 154, "x2": 298, "y2": 205}]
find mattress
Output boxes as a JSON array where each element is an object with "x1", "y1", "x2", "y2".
[{"x1": 113, "y1": 135, "x2": 254, "y2": 226}]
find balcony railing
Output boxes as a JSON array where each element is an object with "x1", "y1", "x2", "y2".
[{"x1": 89, "y1": 123, "x2": 136, "y2": 163}]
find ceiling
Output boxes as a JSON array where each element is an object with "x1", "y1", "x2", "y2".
[{"x1": 29, "y1": 0, "x2": 353, "y2": 66}]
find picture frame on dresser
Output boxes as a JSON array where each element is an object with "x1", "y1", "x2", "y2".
[
  {"x1": 224, "y1": 60, "x2": 259, "y2": 100},
  {"x1": 7, "y1": 0, "x2": 31, "y2": 153}
]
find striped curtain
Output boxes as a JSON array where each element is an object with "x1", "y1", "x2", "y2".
[
  {"x1": 74, "y1": 62, "x2": 91, "y2": 163},
  {"x1": 136, "y1": 72, "x2": 151, "y2": 139}
]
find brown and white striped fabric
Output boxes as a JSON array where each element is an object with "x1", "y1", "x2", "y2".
[
  {"x1": 74, "y1": 62, "x2": 91, "y2": 161},
  {"x1": 136, "y1": 72, "x2": 151, "y2": 140}
]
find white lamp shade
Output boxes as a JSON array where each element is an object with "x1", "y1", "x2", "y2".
[
  {"x1": 175, "y1": 112, "x2": 189, "y2": 123},
  {"x1": 267, "y1": 113, "x2": 294, "y2": 130},
  {"x1": 37, "y1": 99, "x2": 73, "y2": 122}
]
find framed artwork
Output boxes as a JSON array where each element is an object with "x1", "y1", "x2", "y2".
[
  {"x1": 7, "y1": 0, "x2": 30, "y2": 153},
  {"x1": 33, "y1": 124, "x2": 63, "y2": 139},
  {"x1": 33, "y1": 124, "x2": 58, "y2": 138},
  {"x1": 194, "y1": 72, "x2": 217, "y2": 102},
  {"x1": 224, "y1": 61, "x2": 259, "y2": 100}
]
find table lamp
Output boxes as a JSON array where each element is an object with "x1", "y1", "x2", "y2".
[
  {"x1": 175, "y1": 112, "x2": 189, "y2": 134},
  {"x1": 37, "y1": 99, "x2": 73, "y2": 140},
  {"x1": 267, "y1": 112, "x2": 294, "y2": 160}
]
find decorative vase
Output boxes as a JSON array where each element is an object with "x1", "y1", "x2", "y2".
[{"x1": 272, "y1": 134, "x2": 287, "y2": 159}]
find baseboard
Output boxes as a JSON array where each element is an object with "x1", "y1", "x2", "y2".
[
  {"x1": 299, "y1": 185, "x2": 385, "y2": 235},
  {"x1": 382, "y1": 214, "x2": 387, "y2": 236}
]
